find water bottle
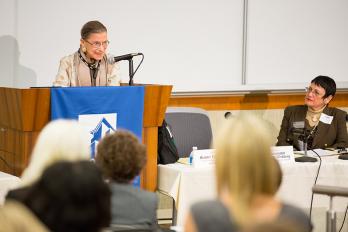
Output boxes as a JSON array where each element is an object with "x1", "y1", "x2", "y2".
[{"x1": 189, "y1": 146, "x2": 198, "y2": 165}]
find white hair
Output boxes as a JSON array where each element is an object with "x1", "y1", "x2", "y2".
[{"x1": 20, "y1": 119, "x2": 90, "y2": 186}]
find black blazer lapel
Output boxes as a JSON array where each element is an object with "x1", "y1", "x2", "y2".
[
  {"x1": 312, "y1": 107, "x2": 331, "y2": 148},
  {"x1": 294, "y1": 106, "x2": 308, "y2": 122}
]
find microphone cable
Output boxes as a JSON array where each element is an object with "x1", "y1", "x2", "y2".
[
  {"x1": 339, "y1": 204, "x2": 348, "y2": 232},
  {"x1": 308, "y1": 149, "x2": 322, "y2": 220},
  {"x1": 131, "y1": 53, "x2": 144, "y2": 78}
]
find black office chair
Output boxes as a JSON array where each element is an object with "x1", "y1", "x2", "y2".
[{"x1": 164, "y1": 107, "x2": 213, "y2": 158}]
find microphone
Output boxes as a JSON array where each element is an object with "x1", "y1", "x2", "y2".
[
  {"x1": 108, "y1": 53, "x2": 143, "y2": 63},
  {"x1": 290, "y1": 127, "x2": 306, "y2": 135},
  {"x1": 290, "y1": 126, "x2": 318, "y2": 162},
  {"x1": 338, "y1": 147, "x2": 348, "y2": 160}
]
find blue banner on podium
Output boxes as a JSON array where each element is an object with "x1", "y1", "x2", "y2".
[{"x1": 51, "y1": 86, "x2": 144, "y2": 186}]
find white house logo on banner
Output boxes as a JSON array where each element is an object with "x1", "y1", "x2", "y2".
[{"x1": 78, "y1": 113, "x2": 117, "y2": 158}]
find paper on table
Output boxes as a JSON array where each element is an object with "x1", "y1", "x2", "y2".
[
  {"x1": 177, "y1": 157, "x2": 190, "y2": 165},
  {"x1": 294, "y1": 149, "x2": 338, "y2": 157}
]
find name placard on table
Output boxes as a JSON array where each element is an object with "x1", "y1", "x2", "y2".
[
  {"x1": 178, "y1": 146, "x2": 297, "y2": 167},
  {"x1": 191, "y1": 149, "x2": 215, "y2": 167},
  {"x1": 271, "y1": 146, "x2": 295, "y2": 163}
]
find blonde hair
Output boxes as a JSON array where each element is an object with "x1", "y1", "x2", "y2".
[
  {"x1": 20, "y1": 120, "x2": 90, "y2": 186},
  {"x1": 214, "y1": 114, "x2": 278, "y2": 226}
]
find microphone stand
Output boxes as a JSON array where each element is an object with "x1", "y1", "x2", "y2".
[
  {"x1": 338, "y1": 148, "x2": 348, "y2": 160},
  {"x1": 128, "y1": 59, "x2": 134, "y2": 86},
  {"x1": 295, "y1": 130, "x2": 317, "y2": 162}
]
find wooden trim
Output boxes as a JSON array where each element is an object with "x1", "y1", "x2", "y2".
[
  {"x1": 141, "y1": 127, "x2": 158, "y2": 191},
  {"x1": 22, "y1": 88, "x2": 51, "y2": 131},
  {"x1": 169, "y1": 92, "x2": 348, "y2": 110}
]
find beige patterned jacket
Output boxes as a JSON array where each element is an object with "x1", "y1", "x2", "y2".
[{"x1": 53, "y1": 52, "x2": 121, "y2": 87}]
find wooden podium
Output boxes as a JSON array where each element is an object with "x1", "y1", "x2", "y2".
[{"x1": 0, "y1": 85, "x2": 172, "y2": 191}]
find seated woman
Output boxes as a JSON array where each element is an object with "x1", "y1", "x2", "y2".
[
  {"x1": 184, "y1": 114, "x2": 313, "y2": 232},
  {"x1": 95, "y1": 130, "x2": 158, "y2": 230},
  {"x1": 277, "y1": 75, "x2": 348, "y2": 150},
  {"x1": 6, "y1": 119, "x2": 90, "y2": 199},
  {"x1": 10, "y1": 161, "x2": 111, "y2": 232}
]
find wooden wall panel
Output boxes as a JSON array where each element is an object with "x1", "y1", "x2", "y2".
[
  {"x1": 169, "y1": 92, "x2": 348, "y2": 110},
  {"x1": 0, "y1": 151, "x2": 14, "y2": 174},
  {"x1": 0, "y1": 88, "x2": 50, "y2": 176},
  {"x1": 22, "y1": 88, "x2": 50, "y2": 131},
  {"x1": 143, "y1": 85, "x2": 172, "y2": 127},
  {"x1": 0, "y1": 88, "x2": 21, "y2": 129}
]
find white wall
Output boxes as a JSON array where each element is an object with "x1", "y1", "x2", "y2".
[
  {"x1": 0, "y1": 0, "x2": 17, "y2": 87},
  {"x1": 1, "y1": 0, "x2": 348, "y2": 92},
  {"x1": 246, "y1": 0, "x2": 348, "y2": 89}
]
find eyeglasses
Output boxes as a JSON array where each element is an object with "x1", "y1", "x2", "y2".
[
  {"x1": 305, "y1": 86, "x2": 324, "y2": 97},
  {"x1": 84, "y1": 40, "x2": 110, "y2": 49}
]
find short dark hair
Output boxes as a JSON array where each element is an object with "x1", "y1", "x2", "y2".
[
  {"x1": 96, "y1": 130, "x2": 147, "y2": 183},
  {"x1": 311, "y1": 75, "x2": 336, "y2": 98},
  {"x1": 21, "y1": 161, "x2": 111, "y2": 232},
  {"x1": 81, "y1": 20, "x2": 107, "y2": 40}
]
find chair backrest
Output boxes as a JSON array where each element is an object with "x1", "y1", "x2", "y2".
[{"x1": 165, "y1": 107, "x2": 213, "y2": 158}]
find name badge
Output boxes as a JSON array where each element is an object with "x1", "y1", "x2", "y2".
[
  {"x1": 293, "y1": 121, "x2": 305, "y2": 129},
  {"x1": 271, "y1": 146, "x2": 295, "y2": 163},
  {"x1": 319, "y1": 113, "x2": 333, "y2": 124}
]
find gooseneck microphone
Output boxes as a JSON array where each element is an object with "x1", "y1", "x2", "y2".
[
  {"x1": 108, "y1": 53, "x2": 143, "y2": 63},
  {"x1": 107, "y1": 53, "x2": 144, "y2": 86},
  {"x1": 291, "y1": 126, "x2": 318, "y2": 162}
]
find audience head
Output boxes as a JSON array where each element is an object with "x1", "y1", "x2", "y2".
[
  {"x1": 272, "y1": 157, "x2": 283, "y2": 190},
  {"x1": 214, "y1": 114, "x2": 279, "y2": 225},
  {"x1": 0, "y1": 200, "x2": 49, "y2": 232},
  {"x1": 305, "y1": 75, "x2": 336, "y2": 110},
  {"x1": 21, "y1": 160, "x2": 111, "y2": 232},
  {"x1": 20, "y1": 119, "x2": 90, "y2": 186},
  {"x1": 80, "y1": 20, "x2": 109, "y2": 61},
  {"x1": 96, "y1": 130, "x2": 147, "y2": 183}
]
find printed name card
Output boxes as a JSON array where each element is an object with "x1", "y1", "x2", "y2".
[
  {"x1": 192, "y1": 149, "x2": 215, "y2": 167},
  {"x1": 271, "y1": 146, "x2": 295, "y2": 163}
]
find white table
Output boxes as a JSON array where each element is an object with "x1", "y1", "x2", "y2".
[
  {"x1": 0, "y1": 171, "x2": 20, "y2": 205},
  {"x1": 158, "y1": 156, "x2": 348, "y2": 231}
]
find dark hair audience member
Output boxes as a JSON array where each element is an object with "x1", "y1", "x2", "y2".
[
  {"x1": 14, "y1": 161, "x2": 111, "y2": 232},
  {"x1": 96, "y1": 130, "x2": 146, "y2": 183},
  {"x1": 96, "y1": 130, "x2": 158, "y2": 231}
]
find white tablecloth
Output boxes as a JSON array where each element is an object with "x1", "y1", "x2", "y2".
[
  {"x1": 158, "y1": 156, "x2": 348, "y2": 231},
  {"x1": 0, "y1": 172, "x2": 20, "y2": 205}
]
